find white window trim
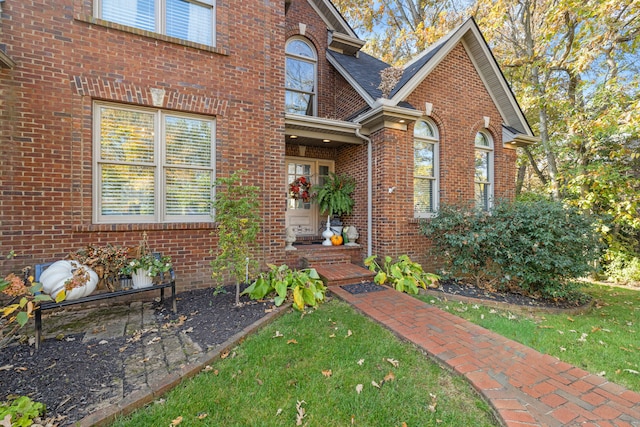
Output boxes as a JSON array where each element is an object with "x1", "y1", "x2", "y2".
[
  {"x1": 414, "y1": 119, "x2": 439, "y2": 218},
  {"x1": 92, "y1": 101, "x2": 216, "y2": 224},
  {"x1": 474, "y1": 130, "x2": 494, "y2": 211},
  {"x1": 285, "y1": 37, "x2": 318, "y2": 117},
  {"x1": 94, "y1": 0, "x2": 217, "y2": 48}
]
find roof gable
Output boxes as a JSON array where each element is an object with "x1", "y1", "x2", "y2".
[
  {"x1": 306, "y1": 0, "x2": 358, "y2": 39},
  {"x1": 390, "y1": 18, "x2": 533, "y2": 136},
  {"x1": 327, "y1": 17, "x2": 534, "y2": 137}
]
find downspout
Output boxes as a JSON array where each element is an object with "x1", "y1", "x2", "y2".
[{"x1": 355, "y1": 129, "x2": 372, "y2": 257}]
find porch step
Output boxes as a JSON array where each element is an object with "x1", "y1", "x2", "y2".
[
  {"x1": 314, "y1": 263, "x2": 376, "y2": 287},
  {"x1": 300, "y1": 251, "x2": 351, "y2": 268}
]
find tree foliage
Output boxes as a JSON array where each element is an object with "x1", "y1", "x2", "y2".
[{"x1": 333, "y1": 0, "x2": 640, "y2": 280}]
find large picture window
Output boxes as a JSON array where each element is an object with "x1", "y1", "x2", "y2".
[
  {"x1": 98, "y1": 0, "x2": 215, "y2": 46},
  {"x1": 285, "y1": 38, "x2": 317, "y2": 116},
  {"x1": 94, "y1": 103, "x2": 215, "y2": 223},
  {"x1": 414, "y1": 119, "x2": 439, "y2": 217},
  {"x1": 474, "y1": 130, "x2": 493, "y2": 211}
]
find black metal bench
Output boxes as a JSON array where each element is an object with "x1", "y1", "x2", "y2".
[{"x1": 33, "y1": 261, "x2": 177, "y2": 351}]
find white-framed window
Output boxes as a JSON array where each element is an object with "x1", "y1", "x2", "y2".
[
  {"x1": 93, "y1": 102, "x2": 215, "y2": 224},
  {"x1": 414, "y1": 119, "x2": 439, "y2": 217},
  {"x1": 474, "y1": 130, "x2": 493, "y2": 211},
  {"x1": 96, "y1": 0, "x2": 216, "y2": 46},
  {"x1": 285, "y1": 38, "x2": 317, "y2": 116}
]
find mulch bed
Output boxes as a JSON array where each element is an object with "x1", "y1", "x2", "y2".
[{"x1": 0, "y1": 285, "x2": 272, "y2": 426}]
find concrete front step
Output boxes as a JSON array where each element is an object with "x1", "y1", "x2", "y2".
[{"x1": 314, "y1": 263, "x2": 376, "y2": 287}]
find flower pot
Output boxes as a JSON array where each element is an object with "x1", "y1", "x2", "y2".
[{"x1": 131, "y1": 268, "x2": 153, "y2": 289}]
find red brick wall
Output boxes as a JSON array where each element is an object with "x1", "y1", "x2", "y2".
[
  {"x1": 0, "y1": 0, "x2": 287, "y2": 290},
  {"x1": 345, "y1": 42, "x2": 518, "y2": 269}
]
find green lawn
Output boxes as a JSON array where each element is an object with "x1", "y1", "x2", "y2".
[
  {"x1": 111, "y1": 299, "x2": 498, "y2": 427},
  {"x1": 416, "y1": 282, "x2": 640, "y2": 392}
]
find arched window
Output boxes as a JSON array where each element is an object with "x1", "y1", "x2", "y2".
[
  {"x1": 474, "y1": 130, "x2": 493, "y2": 210},
  {"x1": 285, "y1": 38, "x2": 317, "y2": 116},
  {"x1": 414, "y1": 119, "x2": 439, "y2": 217}
]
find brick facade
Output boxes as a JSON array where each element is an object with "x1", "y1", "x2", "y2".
[{"x1": 1, "y1": 0, "x2": 523, "y2": 289}]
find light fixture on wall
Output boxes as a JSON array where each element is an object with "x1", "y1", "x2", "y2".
[
  {"x1": 322, "y1": 139, "x2": 331, "y2": 143},
  {"x1": 289, "y1": 135, "x2": 298, "y2": 139}
]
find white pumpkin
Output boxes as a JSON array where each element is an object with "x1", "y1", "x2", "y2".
[{"x1": 39, "y1": 260, "x2": 99, "y2": 301}]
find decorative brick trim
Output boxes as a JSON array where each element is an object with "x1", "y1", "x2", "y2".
[{"x1": 71, "y1": 76, "x2": 229, "y2": 116}]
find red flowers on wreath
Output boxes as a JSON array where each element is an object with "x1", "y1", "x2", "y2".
[{"x1": 289, "y1": 176, "x2": 314, "y2": 202}]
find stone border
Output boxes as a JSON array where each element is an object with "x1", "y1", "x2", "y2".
[
  {"x1": 75, "y1": 303, "x2": 292, "y2": 427},
  {"x1": 420, "y1": 288, "x2": 594, "y2": 315}
]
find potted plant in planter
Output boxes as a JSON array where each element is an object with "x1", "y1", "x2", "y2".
[
  {"x1": 120, "y1": 233, "x2": 172, "y2": 289},
  {"x1": 315, "y1": 172, "x2": 356, "y2": 245}
]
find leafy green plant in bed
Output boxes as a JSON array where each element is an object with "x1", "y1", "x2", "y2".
[
  {"x1": 241, "y1": 264, "x2": 326, "y2": 311},
  {"x1": 0, "y1": 396, "x2": 46, "y2": 427},
  {"x1": 364, "y1": 254, "x2": 439, "y2": 295}
]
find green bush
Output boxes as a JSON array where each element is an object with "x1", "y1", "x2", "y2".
[
  {"x1": 0, "y1": 396, "x2": 46, "y2": 427},
  {"x1": 241, "y1": 264, "x2": 326, "y2": 311},
  {"x1": 420, "y1": 200, "x2": 601, "y2": 300}
]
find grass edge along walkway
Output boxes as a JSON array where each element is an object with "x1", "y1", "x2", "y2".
[{"x1": 330, "y1": 285, "x2": 640, "y2": 427}]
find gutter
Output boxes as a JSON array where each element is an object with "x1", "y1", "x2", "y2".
[{"x1": 355, "y1": 129, "x2": 372, "y2": 258}]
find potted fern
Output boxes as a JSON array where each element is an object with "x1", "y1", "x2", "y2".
[{"x1": 315, "y1": 172, "x2": 356, "y2": 234}]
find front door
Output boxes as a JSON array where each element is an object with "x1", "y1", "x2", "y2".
[{"x1": 285, "y1": 157, "x2": 333, "y2": 236}]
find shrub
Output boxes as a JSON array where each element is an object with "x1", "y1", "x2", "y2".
[
  {"x1": 420, "y1": 200, "x2": 601, "y2": 300},
  {"x1": 210, "y1": 170, "x2": 261, "y2": 305},
  {"x1": 605, "y1": 250, "x2": 640, "y2": 283},
  {"x1": 241, "y1": 264, "x2": 326, "y2": 311},
  {"x1": 364, "y1": 255, "x2": 439, "y2": 295},
  {"x1": 0, "y1": 396, "x2": 46, "y2": 427}
]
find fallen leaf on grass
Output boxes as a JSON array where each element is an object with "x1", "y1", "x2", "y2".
[
  {"x1": 322, "y1": 369, "x2": 332, "y2": 378},
  {"x1": 345, "y1": 330, "x2": 352, "y2": 338},
  {"x1": 287, "y1": 339, "x2": 298, "y2": 345},
  {"x1": 329, "y1": 333, "x2": 336, "y2": 338},
  {"x1": 276, "y1": 408, "x2": 283, "y2": 416},
  {"x1": 567, "y1": 316, "x2": 575, "y2": 322},
  {"x1": 273, "y1": 330, "x2": 284, "y2": 338},
  {"x1": 383, "y1": 371, "x2": 395, "y2": 382},
  {"x1": 427, "y1": 393, "x2": 438, "y2": 413},
  {"x1": 170, "y1": 415, "x2": 183, "y2": 426},
  {"x1": 1, "y1": 414, "x2": 11, "y2": 427},
  {"x1": 296, "y1": 400, "x2": 306, "y2": 426},
  {"x1": 372, "y1": 380, "x2": 380, "y2": 389},
  {"x1": 220, "y1": 350, "x2": 230, "y2": 359},
  {"x1": 386, "y1": 358, "x2": 399, "y2": 368},
  {"x1": 197, "y1": 413, "x2": 208, "y2": 420},
  {"x1": 357, "y1": 359, "x2": 364, "y2": 366},
  {"x1": 356, "y1": 384, "x2": 363, "y2": 394},
  {"x1": 623, "y1": 369, "x2": 640, "y2": 375}
]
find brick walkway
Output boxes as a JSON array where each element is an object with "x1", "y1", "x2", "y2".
[{"x1": 330, "y1": 285, "x2": 640, "y2": 427}]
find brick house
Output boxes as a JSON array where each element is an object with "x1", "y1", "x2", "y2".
[{"x1": 0, "y1": 0, "x2": 535, "y2": 291}]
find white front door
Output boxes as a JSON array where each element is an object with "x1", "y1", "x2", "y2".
[{"x1": 285, "y1": 157, "x2": 333, "y2": 236}]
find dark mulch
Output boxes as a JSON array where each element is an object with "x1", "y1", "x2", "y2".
[
  {"x1": 432, "y1": 279, "x2": 592, "y2": 309},
  {"x1": 0, "y1": 285, "x2": 272, "y2": 426}
]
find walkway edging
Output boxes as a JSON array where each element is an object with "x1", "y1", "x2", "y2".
[{"x1": 75, "y1": 303, "x2": 292, "y2": 427}]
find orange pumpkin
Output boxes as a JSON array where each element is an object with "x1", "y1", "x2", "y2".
[{"x1": 330, "y1": 234, "x2": 343, "y2": 245}]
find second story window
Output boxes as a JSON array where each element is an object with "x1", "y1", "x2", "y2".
[
  {"x1": 99, "y1": 0, "x2": 215, "y2": 46},
  {"x1": 285, "y1": 38, "x2": 317, "y2": 116}
]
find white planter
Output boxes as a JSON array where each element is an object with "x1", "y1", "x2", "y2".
[{"x1": 131, "y1": 268, "x2": 153, "y2": 289}]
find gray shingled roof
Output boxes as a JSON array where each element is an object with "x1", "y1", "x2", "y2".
[
  {"x1": 327, "y1": 31, "x2": 451, "y2": 102},
  {"x1": 327, "y1": 49, "x2": 389, "y2": 100}
]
